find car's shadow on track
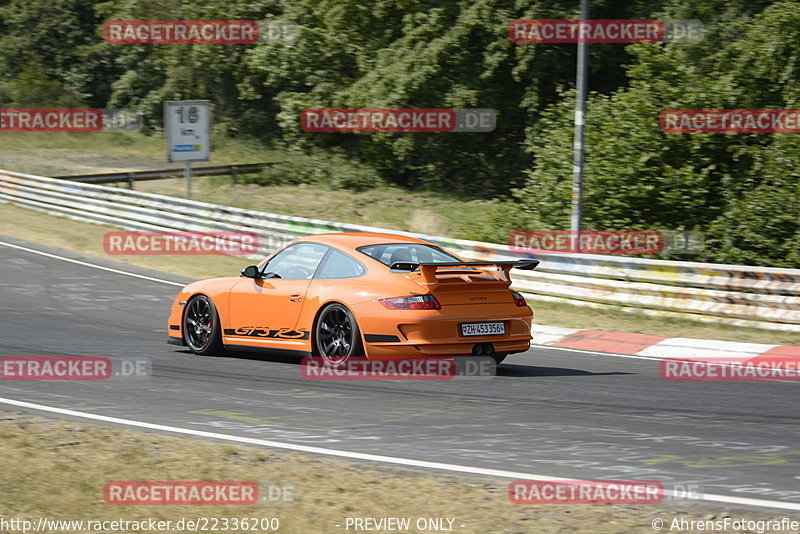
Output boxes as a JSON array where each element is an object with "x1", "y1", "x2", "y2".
[
  {"x1": 497, "y1": 364, "x2": 633, "y2": 378},
  {"x1": 174, "y1": 350, "x2": 634, "y2": 378},
  {"x1": 172, "y1": 349, "x2": 303, "y2": 365}
]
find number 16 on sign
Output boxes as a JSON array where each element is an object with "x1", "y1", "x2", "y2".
[{"x1": 164, "y1": 100, "x2": 211, "y2": 199}]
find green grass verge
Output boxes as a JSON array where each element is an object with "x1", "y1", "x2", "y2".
[
  {"x1": 135, "y1": 176, "x2": 494, "y2": 239},
  {"x1": 0, "y1": 131, "x2": 496, "y2": 240}
]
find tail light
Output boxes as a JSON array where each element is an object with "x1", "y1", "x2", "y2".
[
  {"x1": 380, "y1": 294, "x2": 442, "y2": 310},
  {"x1": 511, "y1": 291, "x2": 527, "y2": 307}
]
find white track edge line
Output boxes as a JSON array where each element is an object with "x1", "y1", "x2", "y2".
[
  {"x1": 0, "y1": 240, "x2": 184, "y2": 287},
  {"x1": 0, "y1": 397, "x2": 798, "y2": 512}
]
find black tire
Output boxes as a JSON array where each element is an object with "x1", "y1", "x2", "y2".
[
  {"x1": 492, "y1": 354, "x2": 508, "y2": 365},
  {"x1": 183, "y1": 295, "x2": 224, "y2": 356},
  {"x1": 314, "y1": 303, "x2": 363, "y2": 366}
]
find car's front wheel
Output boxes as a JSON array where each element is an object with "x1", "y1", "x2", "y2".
[
  {"x1": 183, "y1": 295, "x2": 224, "y2": 356},
  {"x1": 314, "y1": 303, "x2": 363, "y2": 366}
]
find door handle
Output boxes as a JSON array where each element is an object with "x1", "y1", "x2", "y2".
[{"x1": 288, "y1": 294, "x2": 303, "y2": 302}]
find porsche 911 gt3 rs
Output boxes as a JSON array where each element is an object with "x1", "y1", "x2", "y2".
[{"x1": 167, "y1": 232, "x2": 538, "y2": 365}]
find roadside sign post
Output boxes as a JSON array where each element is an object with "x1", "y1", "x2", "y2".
[
  {"x1": 164, "y1": 100, "x2": 210, "y2": 200},
  {"x1": 569, "y1": 0, "x2": 589, "y2": 252}
]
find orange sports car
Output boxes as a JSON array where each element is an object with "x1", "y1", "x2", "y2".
[{"x1": 167, "y1": 232, "x2": 538, "y2": 365}]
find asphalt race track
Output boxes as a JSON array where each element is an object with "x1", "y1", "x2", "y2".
[{"x1": 1, "y1": 235, "x2": 799, "y2": 511}]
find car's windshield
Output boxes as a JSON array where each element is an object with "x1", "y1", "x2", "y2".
[{"x1": 357, "y1": 243, "x2": 461, "y2": 266}]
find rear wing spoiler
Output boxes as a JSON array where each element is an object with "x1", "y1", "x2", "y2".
[
  {"x1": 389, "y1": 259, "x2": 540, "y2": 287},
  {"x1": 390, "y1": 260, "x2": 539, "y2": 271}
]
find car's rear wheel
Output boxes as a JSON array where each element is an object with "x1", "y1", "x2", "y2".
[
  {"x1": 493, "y1": 354, "x2": 508, "y2": 365},
  {"x1": 183, "y1": 295, "x2": 224, "y2": 356},
  {"x1": 314, "y1": 303, "x2": 363, "y2": 366}
]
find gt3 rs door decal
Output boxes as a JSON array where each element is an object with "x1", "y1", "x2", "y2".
[{"x1": 223, "y1": 327, "x2": 310, "y2": 340}]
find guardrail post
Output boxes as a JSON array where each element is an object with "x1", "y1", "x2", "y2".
[
  {"x1": 231, "y1": 165, "x2": 238, "y2": 185},
  {"x1": 127, "y1": 173, "x2": 134, "y2": 190}
]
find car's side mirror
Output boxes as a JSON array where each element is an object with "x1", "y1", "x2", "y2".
[{"x1": 241, "y1": 265, "x2": 261, "y2": 279}]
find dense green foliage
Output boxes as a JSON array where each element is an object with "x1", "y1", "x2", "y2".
[{"x1": 0, "y1": 0, "x2": 797, "y2": 266}]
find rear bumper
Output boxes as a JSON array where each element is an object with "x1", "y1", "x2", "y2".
[
  {"x1": 362, "y1": 338, "x2": 531, "y2": 359},
  {"x1": 352, "y1": 301, "x2": 533, "y2": 360}
]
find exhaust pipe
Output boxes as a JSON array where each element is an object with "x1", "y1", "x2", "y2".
[{"x1": 472, "y1": 343, "x2": 495, "y2": 356}]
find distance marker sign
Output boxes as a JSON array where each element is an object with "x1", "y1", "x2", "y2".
[{"x1": 165, "y1": 100, "x2": 210, "y2": 162}]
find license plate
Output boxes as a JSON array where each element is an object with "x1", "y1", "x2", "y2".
[{"x1": 461, "y1": 322, "x2": 505, "y2": 337}]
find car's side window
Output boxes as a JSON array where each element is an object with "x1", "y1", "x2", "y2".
[
  {"x1": 260, "y1": 243, "x2": 328, "y2": 280},
  {"x1": 316, "y1": 249, "x2": 366, "y2": 279}
]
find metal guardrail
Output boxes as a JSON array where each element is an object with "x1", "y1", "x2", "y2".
[
  {"x1": 55, "y1": 163, "x2": 273, "y2": 186},
  {"x1": 1, "y1": 168, "x2": 798, "y2": 332}
]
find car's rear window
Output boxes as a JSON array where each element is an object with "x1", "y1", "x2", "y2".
[{"x1": 357, "y1": 243, "x2": 460, "y2": 267}]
